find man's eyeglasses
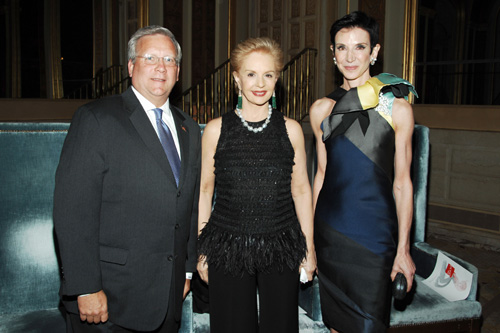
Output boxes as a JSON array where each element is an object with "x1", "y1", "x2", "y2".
[{"x1": 136, "y1": 54, "x2": 178, "y2": 67}]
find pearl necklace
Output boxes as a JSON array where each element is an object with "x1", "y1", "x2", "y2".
[{"x1": 236, "y1": 104, "x2": 273, "y2": 133}]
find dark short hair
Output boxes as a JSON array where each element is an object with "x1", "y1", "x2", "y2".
[{"x1": 330, "y1": 11, "x2": 379, "y2": 50}]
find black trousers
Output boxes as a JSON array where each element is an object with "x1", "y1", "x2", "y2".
[{"x1": 208, "y1": 265, "x2": 299, "y2": 333}]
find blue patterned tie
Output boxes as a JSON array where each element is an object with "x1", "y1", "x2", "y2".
[{"x1": 152, "y1": 108, "x2": 181, "y2": 186}]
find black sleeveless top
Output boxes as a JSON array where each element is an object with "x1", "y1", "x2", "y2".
[{"x1": 197, "y1": 110, "x2": 307, "y2": 276}]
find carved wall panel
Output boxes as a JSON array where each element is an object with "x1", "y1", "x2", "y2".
[
  {"x1": 256, "y1": 0, "x2": 319, "y2": 60},
  {"x1": 291, "y1": 0, "x2": 300, "y2": 18},
  {"x1": 164, "y1": 1, "x2": 183, "y2": 44},
  {"x1": 290, "y1": 23, "x2": 300, "y2": 49},
  {"x1": 305, "y1": 21, "x2": 315, "y2": 48},
  {"x1": 273, "y1": 0, "x2": 282, "y2": 21},
  {"x1": 191, "y1": 0, "x2": 215, "y2": 91},
  {"x1": 305, "y1": 0, "x2": 315, "y2": 16},
  {"x1": 273, "y1": 26, "x2": 282, "y2": 45},
  {"x1": 260, "y1": 0, "x2": 269, "y2": 23},
  {"x1": 359, "y1": 0, "x2": 385, "y2": 75}
]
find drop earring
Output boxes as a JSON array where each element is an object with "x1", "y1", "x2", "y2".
[
  {"x1": 271, "y1": 90, "x2": 277, "y2": 109},
  {"x1": 370, "y1": 57, "x2": 377, "y2": 66},
  {"x1": 333, "y1": 57, "x2": 337, "y2": 66},
  {"x1": 237, "y1": 89, "x2": 242, "y2": 109}
]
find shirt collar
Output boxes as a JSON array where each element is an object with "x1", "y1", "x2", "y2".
[{"x1": 131, "y1": 86, "x2": 170, "y2": 114}]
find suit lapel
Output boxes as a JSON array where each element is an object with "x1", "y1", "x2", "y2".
[{"x1": 123, "y1": 89, "x2": 178, "y2": 187}]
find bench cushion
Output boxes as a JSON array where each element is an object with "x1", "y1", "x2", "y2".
[
  {"x1": 390, "y1": 275, "x2": 482, "y2": 326},
  {"x1": 0, "y1": 308, "x2": 66, "y2": 332},
  {"x1": 0, "y1": 123, "x2": 69, "y2": 317}
]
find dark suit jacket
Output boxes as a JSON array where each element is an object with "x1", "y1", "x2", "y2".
[{"x1": 53, "y1": 88, "x2": 201, "y2": 331}]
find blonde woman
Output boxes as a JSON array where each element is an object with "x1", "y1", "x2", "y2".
[{"x1": 197, "y1": 37, "x2": 316, "y2": 333}]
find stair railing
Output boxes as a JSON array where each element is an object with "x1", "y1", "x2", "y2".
[
  {"x1": 179, "y1": 60, "x2": 232, "y2": 124},
  {"x1": 179, "y1": 48, "x2": 317, "y2": 123},
  {"x1": 64, "y1": 65, "x2": 130, "y2": 99},
  {"x1": 280, "y1": 48, "x2": 318, "y2": 122}
]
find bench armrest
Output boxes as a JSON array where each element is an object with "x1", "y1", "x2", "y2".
[{"x1": 412, "y1": 242, "x2": 478, "y2": 301}]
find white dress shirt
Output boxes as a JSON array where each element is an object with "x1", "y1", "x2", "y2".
[{"x1": 131, "y1": 87, "x2": 181, "y2": 160}]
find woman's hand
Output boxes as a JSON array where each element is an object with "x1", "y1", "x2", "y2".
[
  {"x1": 197, "y1": 255, "x2": 209, "y2": 284},
  {"x1": 391, "y1": 249, "x2": 416, "y2": 292},
  {"x1": 300, "y1": 247, "x2": 317, "y2": 282}
]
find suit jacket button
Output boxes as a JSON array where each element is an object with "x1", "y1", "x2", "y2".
[
  {"x1": 177, "y1": 191, "x2": 181, "y2": 197},
  {"x1": 168, "y1": 255, "x2": 174, "y2": 261},
  {"x1": 175, "y1": 224, "x2": 180, "y2": 229}
]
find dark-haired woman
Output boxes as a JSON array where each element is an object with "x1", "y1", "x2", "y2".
[{"x1": 310, "y1": 11, "x2": 417, "y2": 333}]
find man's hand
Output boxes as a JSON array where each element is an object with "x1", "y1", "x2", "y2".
[
  {"x1": 77, "y1": 290, "x2": 109, "y2": 324},
  {"x1": 183, "y1": 279, "x2": 191, "y2": 299}
]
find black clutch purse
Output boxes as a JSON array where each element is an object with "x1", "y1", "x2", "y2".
[{"x1": 392, "y1": 272, "x2": 408, "y2": 300}]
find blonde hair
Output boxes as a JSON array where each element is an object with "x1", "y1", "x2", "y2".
[{"x1": 230, "y1": 37, "x2": 284, "y2": 76}]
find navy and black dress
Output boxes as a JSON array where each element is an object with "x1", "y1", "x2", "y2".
[{"x1": 315, "y1": 74, "x2": 417, "y2": 332}]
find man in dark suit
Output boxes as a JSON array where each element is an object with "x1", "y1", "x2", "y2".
[{"x1": 54, "y1": 25, "x2": 200, "y2": 332}]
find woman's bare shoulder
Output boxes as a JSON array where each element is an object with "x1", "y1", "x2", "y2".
[
  {"x1": 202, "y1": 117, "x2": 223, "y2": 143},
  {"x1": 309, "y1": 97, "x2": 336, "y2": 126}
]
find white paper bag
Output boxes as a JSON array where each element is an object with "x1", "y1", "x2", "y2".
[{"x1": 422, "y1": 251, "x2": 473, "y2": 301}]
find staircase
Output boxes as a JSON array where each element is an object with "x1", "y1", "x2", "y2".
[
  {"x1": 62, "y1": 48, "x2": 318, "y2": 124},
  {"x1": 178, "y1": 48, "x2": 318, "y2": 124},
  {"x1": 63, "y1": 65, "x2": 131, "y2": 99}
]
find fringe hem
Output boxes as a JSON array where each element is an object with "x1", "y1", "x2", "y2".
[{"x1": 198, "y1": 221, "x2": 307, "y2": 277}]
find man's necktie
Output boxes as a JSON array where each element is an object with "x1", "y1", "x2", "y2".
[{"x1": 152, "y1": 108, "x2": 181, "y2": 186}]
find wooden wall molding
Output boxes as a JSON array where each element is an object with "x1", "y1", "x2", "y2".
[
  {"x1": 414, "y1": 104, "x2": 500, "y2": 132},
  {"x1": 0, "y1": 99, "x2": 85, "y2": 122}
]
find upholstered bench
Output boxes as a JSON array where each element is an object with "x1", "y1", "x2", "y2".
[
  {"x1": 389, "y1": 243, "x2": 482, "y2": 331},
  {"x1": 0, "y1": 123, "x2": 69, "y2": 332},
  {"x1": 299, "y1": 245, "x2": 482, "y2": 332},
  {"x1": 298, "y1": 125, "x2": 482, "y2": 332},
  {"x1": 0, "y1": 122, "x2": 195, "y2": 333},
  {"x1": 0, "y1": 123, "x2": 481, "y2": 332}
]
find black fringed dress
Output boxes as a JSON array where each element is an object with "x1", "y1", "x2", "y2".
[{"x1": 197, "y1": 109, "x2": 307, "y2": 277}]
